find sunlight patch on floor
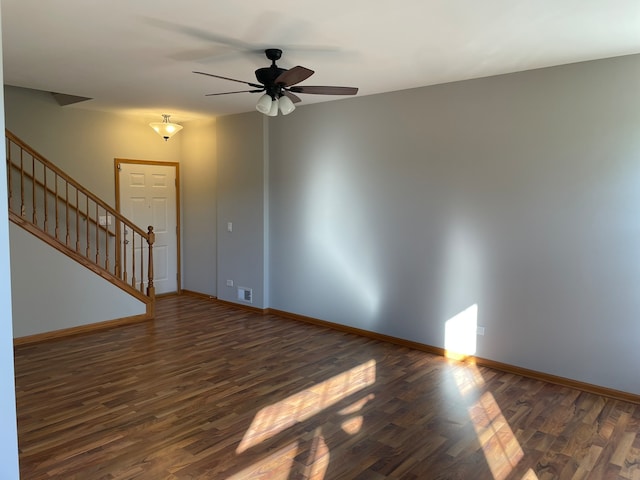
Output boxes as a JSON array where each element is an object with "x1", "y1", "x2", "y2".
[
  {"x1": 302, "y1": 427, "x2": 330, "y2": 480},
  {"x1": 471, "y1": 391, "x2": 525, "y2": 480},
  {"x1": 237, "y1": 360, "x2": 377, "y2": 454},
  {"x1": 454, "y1": 364, "x2": 539, "y2": 480},
  {"x1": 521, "y1": 468, "x2": 540, "y2": 479},
  {"x1": 226, "y1": 441, "x2": 298, "y2": 480},
  {"x1": 451, "y1": 361, "x2": 486, "y2": 396},
  {"x1": 338, "y1": 393, "x2": 374, "y2": 435}
]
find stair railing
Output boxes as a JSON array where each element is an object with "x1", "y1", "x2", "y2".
[{"x1": 5, "y1": 130, "x2": 155, "y2": 305}]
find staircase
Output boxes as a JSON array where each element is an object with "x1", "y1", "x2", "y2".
[{"x1": 5, "y1": 130, "x2": 156, "y2": 320}]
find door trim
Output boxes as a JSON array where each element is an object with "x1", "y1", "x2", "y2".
[{"x1": 114, "y1": 158, "x2": 181, "y2": 294}]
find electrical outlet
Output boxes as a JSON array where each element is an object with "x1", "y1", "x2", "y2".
[
  {"x1": 226, "y1": 279, "x2": 233, "y2": 287},
  {"x1": 476, "y1": 326, "x2": 485, "y2": 336},
  {"x1": 98, "y1": 215, "x2": 112, "y2": 226}
]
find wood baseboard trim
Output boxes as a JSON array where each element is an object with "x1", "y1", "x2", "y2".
[
  {"x1": 13, "y1": 313, "x2": 153, "y2": 346},
  {"x1": 471, "y1": 356, "x2": 640, "y2": 404},
  {"x1": 267, "y1": 308, "x2": 446, "y2": 357},
  {"x1": 181, "y1": 293, "x2": 268, "y2": 315},
  {"x1": 178, "y1": 293, "x2": 265, "y2": 314},
  {"x1": 181, "y1": 289, "x2": 217, "y2": 301},
  {"x1": 266, "y1": 307, "x2": 640, "y2": 405},
  {"x1": 216, "y1": 298, "x2": 267, "y2": 314},
  {"x1": 156, "y1": 292, "x2": 179, "y2": 299}
]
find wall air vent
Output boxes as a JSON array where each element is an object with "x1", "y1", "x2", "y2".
[{"x1": 237, "y1": 286, "x2": 253, "y2": 304}]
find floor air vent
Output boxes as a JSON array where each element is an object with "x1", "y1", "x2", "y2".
[{"x1": 237, "y1": 287, "x2": 253, "y2": 303}]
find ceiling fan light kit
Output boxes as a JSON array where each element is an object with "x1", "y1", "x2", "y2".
[
  {"x1": 256, "y1": 92, "x2": 296, "y2": 116},
  {"x1": 267, "y1": 98, "x2": 279, "y2": 117},
  {"x1": 150, "y1": 114, "x2": 183, "y2": 141},
  {"x1": 278, "y1": 95, "x2": 296, "y2": 115},
  {"x1": 256, "y1": 94, "x2": 273, "y2": 114},
  {"x1": 194, "y1": 48, "x2": 358, "y2": 117}
]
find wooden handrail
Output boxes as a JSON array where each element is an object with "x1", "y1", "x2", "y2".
[
  {"x1": 5, "y1": 130, "x2": 156, "y2": 306},
  {"x1": 6, "y1": 132, "x2": 149, "y2": 239},
  {"x1": 11, "y1": 165, "x2": 116, "y2": 237}
]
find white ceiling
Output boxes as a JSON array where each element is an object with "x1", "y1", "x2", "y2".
[{"x1": 2, "y1": 0, "x2": 639, "y2": 123}]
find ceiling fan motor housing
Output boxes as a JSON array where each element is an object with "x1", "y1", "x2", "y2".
[
  {"x1": 255, "y1": 66, "x2": 287, "y2": 98},
  {"x1": 255, "y1": 66, "x2": 287, "y2": 85},
  {"x1": 255, "y1": 49, "x2": 287, "y2": 99}
]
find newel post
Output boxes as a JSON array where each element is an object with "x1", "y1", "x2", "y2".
[{"x1": 146, "y1": 226, "x2": 155, "y2": 299}]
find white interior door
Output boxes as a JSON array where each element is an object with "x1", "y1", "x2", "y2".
[{"x1": 118, "y1": 162, "x2": 178, "y2": 294}]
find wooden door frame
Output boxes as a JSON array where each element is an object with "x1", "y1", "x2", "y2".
[{"x1": 114, "y1": 158, "x2": 182, "y2": 295}]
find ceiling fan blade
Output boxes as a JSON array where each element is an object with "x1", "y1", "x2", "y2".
[
  {"x1": 283, "y1": 91, "x2": 302, "y2": 104},
  {"x1": 289, "y1": 85, "x2": 358, "y2": 95},
  {"x1": 193, "y1": 71, "x2": 263, "y2": 89},
  {"x1": 275, "y1": 66, "x2": 314, "y2": 87},
  {"x1": 143, "y1": 18, "x2": 254, "y2": 51},
  {"x1": 205, "y1": 89, "x2": 264, "y2": 96}
]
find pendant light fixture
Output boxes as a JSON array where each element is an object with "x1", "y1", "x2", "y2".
[
  {"x1": 255, "y1": 94, "x2": 295, "y2": 117},
  {"x1": 150, "y1": 114, "x2": 183, "y2": 141},
  {"x1": 278, "y1": 95, "x2": 296, "y2": 115},
  {"x1": 256, "y1": 94, "x2": 273, "y2": 114},
  {"x1": 267, "y1": 98, "x2": 279, "y2": 117}
]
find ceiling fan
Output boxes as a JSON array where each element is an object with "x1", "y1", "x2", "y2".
[{"x1": 193, "y1": 48, "x2": 358, "y2": 116}]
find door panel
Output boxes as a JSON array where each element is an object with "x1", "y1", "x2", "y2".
[{"x1": 118, "y1": 162, "x2": 178, "y2": 294}]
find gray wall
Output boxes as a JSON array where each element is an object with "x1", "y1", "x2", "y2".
[
  {"x1": 0, "y1": 11, "x2": 21, "y2": 478},
  {"x1": 216, "y1": 112, "x2": 268, "y2": 308},
  {"x1": 9, "y1": 225, "x2": 146, "y2": 337},
  {"x1": 264, "y1": 54, "x2": 640, "y2": 394},
  {"x1": 181, "y1": 118, "x2": 218, "y2": 295}
]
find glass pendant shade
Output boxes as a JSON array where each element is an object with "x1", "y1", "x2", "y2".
[
  {"x1": 278, "y1": 95, "x2": 296, "y2": 115},
  {"x1": 256, "y1": 94, "x2": 273, "y2": 114},
  {"x1": 267, "y1": 98, "x2": 279, "y2": 117},
  {"x1": 150, "y1": 114, "x2": 183, "y2": 141}
]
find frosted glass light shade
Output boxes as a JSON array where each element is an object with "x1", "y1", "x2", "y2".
[
  {"x1": 256, "y1": 94, "x2": 273, "y2": 114},
  {"x1": 278, "y1": 95, "x2": 296, "y2": 115},
  {"x1": 267, "y1": 98, "x2": 279, "y2": 117},
  {"x1": 150, "y1": 114, "x2": 183, "y2": 141}
]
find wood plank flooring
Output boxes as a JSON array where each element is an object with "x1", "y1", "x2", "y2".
[{"x1": 14, "y1": 295, "x2": 640, "y2": 479}]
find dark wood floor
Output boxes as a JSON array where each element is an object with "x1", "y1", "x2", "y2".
[{"x1": 14, "y1": 295, "x2": 640, "y2": 479}]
